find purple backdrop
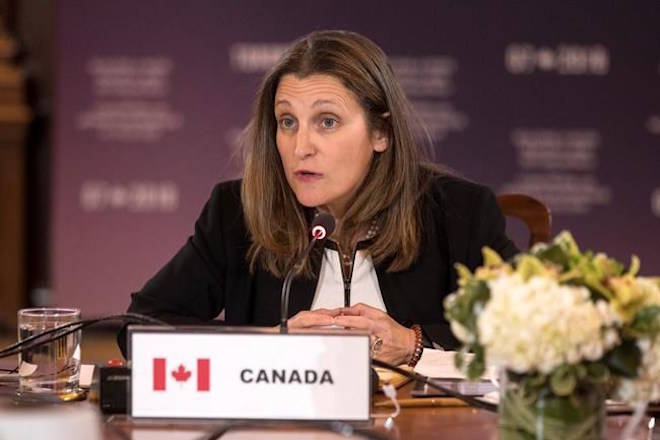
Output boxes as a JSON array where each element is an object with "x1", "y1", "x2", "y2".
[{"x1": 53, "y1": 1, "x2": 660, "y2": 315}]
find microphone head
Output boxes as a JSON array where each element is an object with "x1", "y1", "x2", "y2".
[{"x1": 311, "y1": 212, "x2": 336, "y2": 240}]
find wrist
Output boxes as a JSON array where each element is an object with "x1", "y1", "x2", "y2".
[
  {"x1": 405, "y1": 328, "x2": 416, "y2": 361},
  {"x1": 407, "y1": 324, "x2": 424, "y2": 367}
]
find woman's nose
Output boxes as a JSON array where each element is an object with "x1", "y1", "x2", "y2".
[{"x1": 293, "y1": 125, "x2": 315, "y2": 159}]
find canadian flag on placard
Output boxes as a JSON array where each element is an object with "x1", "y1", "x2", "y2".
[{"x1": 152, "y1": 358, "x2": 210, "y2": 392}]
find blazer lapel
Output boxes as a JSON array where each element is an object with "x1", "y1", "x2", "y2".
[{"x1": 375, "y1": 265, "x2": 413, "y2": 327}]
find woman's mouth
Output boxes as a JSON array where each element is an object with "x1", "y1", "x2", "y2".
[{"x1": 294, "y1": 170, "x2": 322, "y2": 182}]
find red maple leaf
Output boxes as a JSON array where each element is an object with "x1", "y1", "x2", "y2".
[{"x1": 171, "y1": 364, "x2": 191, "y2": 382}]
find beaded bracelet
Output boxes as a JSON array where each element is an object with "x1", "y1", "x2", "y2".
[{"x1": 407, "y1": 324, "x2": 424, "y2": 367}]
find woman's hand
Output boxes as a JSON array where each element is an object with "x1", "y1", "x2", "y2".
[
  {"x1": 333, "y1": 303, "x2": 416, "y2": 365},
  {"x1": 286, "y1": 308, "x2": 342, "y2": 329}
]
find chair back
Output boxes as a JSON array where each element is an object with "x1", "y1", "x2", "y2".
[{"x1": 496, "y1": 194, "x2": 552, "y2": 248}]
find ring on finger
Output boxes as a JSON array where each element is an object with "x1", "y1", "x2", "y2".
[{"x1": 371, "y1": 336, "x2": 383, "y2": 354}]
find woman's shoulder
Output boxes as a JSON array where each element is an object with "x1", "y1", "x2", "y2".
[
  {"x1": 422, "y1": 168, "x2": 497, "y2": 213},
  {"x1": 210, "y1": 178, "x2": 242, "y2": 198},
  {"x1": 205, "y1": 179, "x2": 244, "y2": 211},
  {"x1": 420, "y1": 167, "x2": 518, "y2": 264},
  {"x1": 198, "y1": 179, "x2": 246, "y2": 236}
]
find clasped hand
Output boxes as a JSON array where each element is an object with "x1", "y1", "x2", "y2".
[{"x1": 287, "y1": 303, "x2": 416, "y2": 366}]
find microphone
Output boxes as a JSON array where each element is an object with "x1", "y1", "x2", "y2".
[
  {"x1": 310, "y1": 212, "x2": 335, "y2": 241},
  {"x1": 279, "y1": 213, "x2": 336, "y2": 333}
]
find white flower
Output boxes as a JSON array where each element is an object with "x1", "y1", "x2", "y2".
[
  {"x1": 617, "y1": 336, "x2": 660, "y2": 403},
  {"x1": 637, "y1": 277, "x2": 660, "y2": 306},
  {"x1": 615, "y1": 279, "x2": 660, "y2": 403},
  {"x1": 476, "y1": 274, "x2": 619, "y2": 374},
  {"x1": 596, "y1": 299, "x2": 622, "y2": 326},
  {"x1": 450, "y1": 320, "x2": 474, "y2": 344}
]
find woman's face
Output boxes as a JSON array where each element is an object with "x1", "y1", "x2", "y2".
[{"x1": 274, "y1": 73, "x2": 387, "y2": 219}]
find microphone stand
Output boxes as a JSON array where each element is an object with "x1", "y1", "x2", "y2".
[
  {"x1": 279, "y1": 236, "x2": 319, "y2": 333},
  {"x1": 279, "y1": 212, "x2": 335, "y2": 333}
]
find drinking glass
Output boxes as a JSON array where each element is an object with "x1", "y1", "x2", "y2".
[{"x1": 17, "y1": 308, "x2": 81, "y2": 396}]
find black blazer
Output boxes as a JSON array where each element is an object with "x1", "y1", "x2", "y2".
[{"x1": 119, "y1": 175, "x2": 517, "y2": 355}]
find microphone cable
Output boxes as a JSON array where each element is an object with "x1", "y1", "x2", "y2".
[
  {"x1": 0, "y1": 313, "x2": 168, "y2": 360},
  {"x1": 371, "y1": 358, "x2": 496, "y2": 412}
]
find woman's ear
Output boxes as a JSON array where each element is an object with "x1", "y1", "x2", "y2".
[{"x1": 372, "y1": 130, "x2": 389, "y2": 153}]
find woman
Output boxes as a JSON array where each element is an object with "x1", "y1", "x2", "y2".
[{"x1": 121, "y1": 30, "x2": 517, "y2": 366}]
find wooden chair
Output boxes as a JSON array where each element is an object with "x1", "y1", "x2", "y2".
[{"x1": 497, "y1": 194, "x2": 552, "y2": 248}]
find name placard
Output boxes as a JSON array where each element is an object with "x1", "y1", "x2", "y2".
[{"x1": 128, "y1": 326, "x2": 371, "y2": 421}]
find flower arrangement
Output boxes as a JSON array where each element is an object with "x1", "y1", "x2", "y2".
[{"x1": 444, "y1": 231, "x2": 660, "y2": 439}]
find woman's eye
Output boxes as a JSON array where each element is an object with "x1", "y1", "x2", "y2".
[
  {"x1": 321, "y1": 117, "x2": 338, "y2": 129},
  {"x1": 279, "y1": 118, "x2": 296, "y2": 129}
]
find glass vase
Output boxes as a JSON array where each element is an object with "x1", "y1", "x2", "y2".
[{"x1": 498, "y1": 371, "x2": 605, "y2": 440}]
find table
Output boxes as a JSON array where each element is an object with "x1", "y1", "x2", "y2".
[
  {"x1": 99, "y1": 381, "x2": 651, "y2": 439},
  {"x1": 0, "y1": 378, "x2": 654, "y2": 439}
]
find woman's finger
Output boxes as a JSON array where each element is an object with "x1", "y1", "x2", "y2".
[
  {"x1": 312, "y1": 308, "x2": 343, "y2": 317},
  {"x1": 333, "y1": 315, "x2": 378, "y2": 332},
  {"x1": 287, "y1": 311, "x2": 336, "y2": 328},
  {"x1": 338, "y1": 303, "x2": 386, "y2": 319}
]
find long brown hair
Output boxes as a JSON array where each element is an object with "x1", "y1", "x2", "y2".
[{"x1": 241, "y1": 30, "x2": 434, "y2": 277}]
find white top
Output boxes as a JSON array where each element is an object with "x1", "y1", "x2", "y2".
[{"x1": 310, "y1": 248, "x2": 386, "y2": 311}]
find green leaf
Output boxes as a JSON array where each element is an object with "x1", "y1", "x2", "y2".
[
  {"x1": 534, "y1": 243, "x2": 571, "y2": 271},
  {"x1": 524, "y1": 373, "x2": 547, "y2": 389},
  {"x1": 516, "y1": 255, "x2": 553, "y2": 281},
  {"x1": 593, "y1": 253, "x2": 624, "y2": 278},
  {"x1": 541, "y1": 390, "x2": 600, "y2": 425},
  {"x1": 454, "y1": 263, "x2": 473, "y2": 287},
  {"x1": 550, "y1": 365, "x2": 577, "y2": 396},
  {"x1": 585, "y1": 362, "x2": 610, "y2": 383},
  {"x1": 554, "y1": 231, "x2": 581, "y2": 259},
  {"x1": 580, "y1": 271, "x2": 613, "y2": 301},
  {"x1": 628, "y1": 255, "x2": 640, "y2": 277},
  {"x1": 517, "y1": 373, "x2": 547, "y2": 404},
  {"x1": 445, "y1": 279, "x2": 489, "y2": 331},
  {"x1": 481, "y1": 247, "x2": 503, "y2": 266},
  {"x1": 629, "y1": 305, "x2": 660, "y2": 335},
  {"x1": 454, "y1": 350, "x2": 464, "y2": 370},
  {"x1": 466, "y1": 344, "x2": 485, "y2": 379},
  {"x1": 581, "y1": 284, "x2": 611, "y2": 302},
  {"x1": 602, "y1": 339, "x2": 641, "y2": 378}
]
